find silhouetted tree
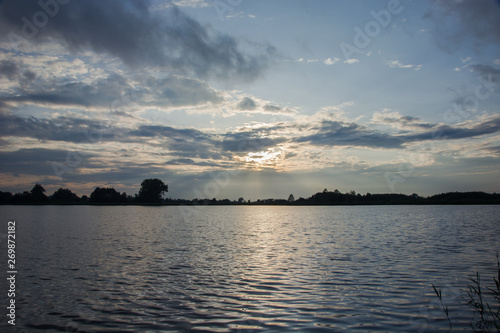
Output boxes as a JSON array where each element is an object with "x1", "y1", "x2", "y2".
[
  {"x1": 121, "y1": 192, "x2": 132, "y2": 203},
  {"x1": 0, "y1": 191, "x2": 13, "y2": 204},
  {"x1": 51, "y1": 188, "x2": 80, "y2": 203},
  {"x1": 90, "y1": 187, "x2": 122, "y2": 203},
  {"x1": 137, "y1": 178, "x2": 168, "y2": 203},
  {"x1": 12, "y1": 191, "x2": 31, "y2": 203},
  {"x1": 288, "y1": 194, "x2": 295, "y2": 202},
  {"x1": 426, "y1": 191, "x2": 499, "y2": 204},
  {"x1": 30, "y1": 183, "x2": 48, "y2": 203}
]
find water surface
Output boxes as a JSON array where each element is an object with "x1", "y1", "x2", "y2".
[{"x1": 1, "y1": 205, "x2": 499, "y2": 332}]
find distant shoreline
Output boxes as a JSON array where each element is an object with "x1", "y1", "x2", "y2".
[
  {"x1": 2, "y1": 202, "x2": 499, "y2": 206},
  {"x1": 2, "y1": 184, "x2": 499, "y2": 206}
]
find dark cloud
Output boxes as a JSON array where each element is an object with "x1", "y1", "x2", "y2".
[
  {"x1": 373, "y1": 113, "x2": 435, "y2": 130},
  {"x1": 262, "y1": 104, "x2": 296, "y2": 115},
  {"x1": 3, "y1": 68, "x2": 221, "y2": 110},
  {"x1": 0, "y1": 148, "x2": 94, "y2": 175},
  {"x1": 485, "y1": 145, "x2": 500, "y2": 154},
  {"x1": 129, "y1": 124, "x2": 224, "y2": 159},
  {"x1": 297, "y1": 116, "x2": 500, "y2": 148},
  {"x1": 167, "y1": 140, "x2": 224, "y2": 160},
  {"x1": 0, "y1": 113, "x2": 122, "y2": 143},
  {"x1": 425, "y1": 0, "x2": 500, "y2": 52},
  {"x1": 0, "y1": 113, "x2": 222, "y2": 159},
  {"x1": 0, "y1": 100, "x2": 8, "y2": 111},
  {"x1": 130, "y1": 124, "x2": 209, "y2": 142},
  {"x1": 237, "y1": 97, "x2": 257, "y2": 110},
  {"x1": 166, "y1": 158, "x2": 228, "y2": 168},
  {"x1": 0, "y1": 0, "x2": 275, "y2": 81},
  {"x1": 149, "y1": 76, "x2": 222, "y2": 107},
  {"x1": 3, "y1": 74, "x2": 131, "y2": 107},
  {"x1": 233, "y1": 100, "x2": 295, "y2": 114},
  {"x1": 0, "y1": 59, "x2": 18, "y2": 80},
  {"x1": 166, "y1": 158, "x2": 198, "y2": 165},
  {"x1": 296, "y1": 120, "x2": 404, "y2": 148},
  {"x1": 221, "y1": 131, "x2": 287, "y2": 152},
  {"x1": 0, "y1": 59, "x2": 36, "y2": 84},
  {"x1": 3, "y1": 110, "x2": 500, "y2": 152},
  {"x1": 406, "y1": 116, "x2": 500, "y2": 141},
  {"x1": 471, "y1": 64, "x2": 500, "y2": 86},
  {"x1": 264, "y1": 104, "x2": 284, "y2": 113},
  {"x1": 0, "y1": 148, "x2": 69, "y2": 164}
]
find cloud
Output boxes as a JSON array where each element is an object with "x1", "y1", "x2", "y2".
[
  {"x1": 424, "y1": 0, "x2": 500, "y2": 52},
  {"x1": 371, "y1": 111, "x2": 435, "y2": 130},
  {"x1": 344, "y1": 58, "x2": 359, "y2": 64},
  {"x1": 471, "y1": 64, "x2": 500, "y2": 86},
  {"x1": 2, "y1": 69, "x2": 222, "y2": 111},
  {"x1": 220, "y1": 131, "x2": 287, "y2": 153},
  {"x1": 165, "y1": 158, "x2": 227, "y2": 168},
  {"x1": 263, "y1": 104, "x2": 296, "y2": 114},
  {"x1": 0, "y1": 112, "x2": 123, "y2": 143},
  {"x1": 236, "y1": 97, "x2": 257, "y2": 111},
  {"x1": 0, "y1": 58, "x2": 37, "y2": 86},
  {"x1": 128, "y1": 124, "x2": 224, "y2": 160},
  {"x1": 140, "y1": 75, "x2": 223, "y2": 109},
  {"x1": 0, "y1": 111, "x2": 284, "y2": 160},
  {"x1": 296, "y1": 120, "x2": 404, "y2": 148},
  {"x1": 324, "y1": 57, "x2": 340, "y2": 65},
  {"x1": 295, "y1": 58, "x2": 319, "y2": 63},
  {"x1": 0, "y1": 59, "x2": 19, "y2": 80},
  {"x1": 0, "y1": 148, "x2": 94, "y2": 175},
  {"x1": 296, "y1": 114, "x2": 500, "y2": 149},
  {"x1": 167, "y1": 0, "x2": 210, "y2": 8},
  {"x1": 3, "y1": 106, "x2": 500, "y2": 154},
  {"x1": 4, "y1": 74, "x2": 131, "y2": 108},
  {"x1": 167, "y1": 139, "x2": 223, "y2": 160},
  {"x1": 485, "y1": 145, "x2": 500, "y2": 154},
  {"x1": 387, "y1": 60, "x2": 422, "y2": 71},
  {"x1": 130, "y1": 124, "x2": 209, "y2": 141},
  {"x1": 231, "y1": 97, "x2": 296, "y2": 115},
  {"x1": 0, "y1": 0, "x2": 276, "y2": 81},
  {"x1": 406, "y1": 116, "x2": 500, "y2": 141}
]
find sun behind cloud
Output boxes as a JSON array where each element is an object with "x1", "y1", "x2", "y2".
[{"x1": 241, "y1": 147, "x2": 286, "y2": 170}]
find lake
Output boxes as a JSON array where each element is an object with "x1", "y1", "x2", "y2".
[{"x1": 1, "y1": 205, "x2": 499, "y2": 332}]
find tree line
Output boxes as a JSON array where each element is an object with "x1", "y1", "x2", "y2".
[
  {"x1": 0, "y1": 182, "x2": 499, "y2": 205},
  {"x1": 0, "y1": 178, "x2": 168, "y2": 204}
]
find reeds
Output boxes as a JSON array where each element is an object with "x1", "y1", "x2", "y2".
[
  {"x1": 432, "y1": 283, "x2": 452, "y2": 330},
  {"x1": 467, "y1": 254, "x2": 500, "y2": 332},
  {"x1": 432, "y1": 254, "x2": 500, "y2": 332}
]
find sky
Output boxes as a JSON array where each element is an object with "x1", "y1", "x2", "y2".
[{"x1": 0, "y1": 0, "x2": 499, "y2": 200}]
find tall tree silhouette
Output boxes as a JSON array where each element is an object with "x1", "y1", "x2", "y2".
[
  {"x1": 30, "y1": 183, "x2": 48, "y2": 203},
  {"x1": 137, "y1": 178, "x2": 168, "y2": 203},
  {"x1": 52, "y1": 188, "x2": 80, "y2": 203},
  {"x1": 0, "y1": 191, "x2": 13, "y2": 203},
  {"x1": 89, "y1": 187, "x2": 122, "y2": 203}
]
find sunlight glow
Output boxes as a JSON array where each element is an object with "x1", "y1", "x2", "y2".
[{"x1": 242, "y1": 147, "x2": 285, "y2": 169}]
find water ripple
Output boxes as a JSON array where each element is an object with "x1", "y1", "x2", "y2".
[{"x1": 4, "y1": 205, "x2": 500, "y2": 331}]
